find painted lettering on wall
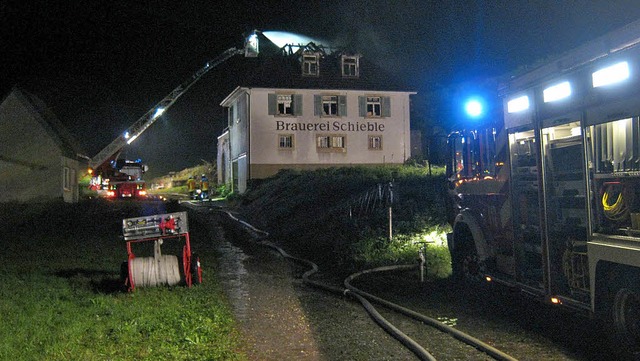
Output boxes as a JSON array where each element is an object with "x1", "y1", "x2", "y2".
[{"x1": 275, "y1": 120, "x2": 385, "y2": 132}]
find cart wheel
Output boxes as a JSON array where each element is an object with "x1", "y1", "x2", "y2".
[
  {"x1": 120, "y1": 261, "x2": 129, "y2": 287},
  {"x1": 190, "y1": 254, "x2": 202, "y2": 285}
]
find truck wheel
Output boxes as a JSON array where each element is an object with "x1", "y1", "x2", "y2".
[
  {"x1": 612, "y1": 288, "x2": 640, "y2": 359},
  {"x1": 452, "y1": 240, "x2": 485, "y2": 286}
]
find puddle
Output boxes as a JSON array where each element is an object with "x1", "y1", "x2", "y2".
[
  {"x1": 437, "y1": 316, "x2": 458, "y2": 327},
  {"x1": 213, "y1": 239, "x2": 251, "y2": 320}
]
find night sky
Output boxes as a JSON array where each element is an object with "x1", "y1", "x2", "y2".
[{"x1": 4, "y1": 1, "x2": 640, "y2": 178}]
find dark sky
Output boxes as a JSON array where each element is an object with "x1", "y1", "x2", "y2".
[{"x1": 4, "y1": 1, "x2": 640, "y2": 178}]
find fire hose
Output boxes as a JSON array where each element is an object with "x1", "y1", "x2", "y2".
[{"x1": 215, "y1": 208, "x2": 518, "y2": 361}]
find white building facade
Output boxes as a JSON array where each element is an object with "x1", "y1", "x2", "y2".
[{"x1": 217, "y1": 47, "x2": 415, "y2": 193}]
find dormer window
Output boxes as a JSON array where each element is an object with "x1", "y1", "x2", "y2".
[
  {"x1": 302, "y1": 53, "x2": 319, "y2": 76},
  {"x1": 342, "y1": 55, "x2": 360, "y2": 77}
]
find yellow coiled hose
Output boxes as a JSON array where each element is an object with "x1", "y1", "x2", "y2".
[{"x1": 602, "y1": 184, "x2": 629, "y2": 221}]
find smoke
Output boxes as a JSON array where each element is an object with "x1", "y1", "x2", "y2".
[{"x1": 262, "y1": 31, "x2": 329, "y2": 48}]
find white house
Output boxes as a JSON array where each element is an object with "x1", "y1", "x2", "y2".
[
  {"x1": 217, "y1": 43, "x2": 415, "y2": 194},
  {"x1": 0, "y1": 87, "x2": 88, "y2": 203}
]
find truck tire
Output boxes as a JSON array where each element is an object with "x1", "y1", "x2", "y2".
[
  {"x1": 612, "y1": 288, "x2": 640, "y2": 360},
  {"x1": 452, "y1": 227, "x2": 485, "y2": 287}
]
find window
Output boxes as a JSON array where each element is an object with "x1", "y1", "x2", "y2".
[
  {"x1": 342, "y1": 55, "x2": 359, "y2": 77},
  {"x1": 302, "y1": 53, "x2": 319, "y2": 76},
  {"x1": 323, "y1": 96, "x2": 338, "y2": 116},
  {"x1": 366, "y1": 97, "x2": 381, "y2": 117},
  {"x1": 228, "y1": 104, "x2": 237, "y2": 126},
  {"x1": 278, "y1": 94, "x2": 293, "y2": 115},
  {"x1": 63, "y1": 167, "x2": 70, "y2": 191},
  {"x1": 359, "y1": 96, "x2": 391, "y2": 117},
  {"x1": 317, "y1": 134, "x2": 346, "y2": 152},
  {"x1": 279, "y1": 134, "x2": 294, "y2": 149},
  {"x1": 332, "y1": 135, "x2": 345, "y2": 148},
  {"x1": 314, "y1": 95, "x2": 347, "y2": 117},
  {"x1": 268, "y1": 93, "x2": 303, "y2": 116},
  {"x1": 369, "y1": 135, "x2": 383, "y2": 150},
  {"x1": 317, "y1": 135, "x2": 330, "y2": 148}
]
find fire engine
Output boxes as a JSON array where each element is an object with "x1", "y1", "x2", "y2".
[
  {"x1": 446, "y1": 20, "x2": 640, "y2": 357},
  {"x1": 86, "y1": 31, "x2": 260, "y2": 198}
]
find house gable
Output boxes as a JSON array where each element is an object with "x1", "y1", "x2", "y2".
[{"x1": 0, "y1": 87, "x2": 86, "y2": 202}]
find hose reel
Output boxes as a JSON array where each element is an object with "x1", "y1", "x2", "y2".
[
  {"x1": 122, "y1": 211, "x2": 201, "y2": 291},
  {"x1": 129, "y1": 239, "x2": 181, "y2": 288}
]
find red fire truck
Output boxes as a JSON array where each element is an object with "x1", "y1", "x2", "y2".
[{"x1": 446, "y1": 20, "x2": 640, "y2": 357}]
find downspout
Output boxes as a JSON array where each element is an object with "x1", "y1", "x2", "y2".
[
  {"x1": 404, "y1": 96, "x2": 408, "y2": 161},
  {"x1": 246, "y1": 89, "x2": 251, "y2": 184}
]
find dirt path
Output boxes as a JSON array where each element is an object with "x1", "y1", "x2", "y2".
[
  {"x1": 219, "y1": 241, "x2": 322, "y2": 360},
  {"x1": 191, "y1": 206, "x2": 321, "y2": 359},
  {"x1": 191, "y1": 205, "x2": 414, "y2": 360}
]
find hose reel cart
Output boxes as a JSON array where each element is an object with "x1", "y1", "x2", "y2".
[{"x1": 121, "y1": 211, "x2": 202, "y2": 291}]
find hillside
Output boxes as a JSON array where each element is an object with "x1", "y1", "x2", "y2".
[
  {"x1": 233, "y1": 165, "x2": 452, "y2": 274},
  {"x1": 148, "y1": 162, "x2": 215, "y2": 193}
]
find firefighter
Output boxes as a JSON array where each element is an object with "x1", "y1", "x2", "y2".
[
  {"x1": 200, "y1": 174, "x2": 209, "y2": 200},
  {"x1": 187, "y1": 176, "x2": 197, "y2": 200}
]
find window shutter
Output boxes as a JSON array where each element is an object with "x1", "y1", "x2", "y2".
[
  {"x1": 339, "y1": 95, "x2": 347, "y2": 116},
  {"x1": 382, "y1": 96, "x2": 391, "y2": 117},
  {"x1": 268, "y1": 93, "x2": 277, "y2": 115},
  {"x1": 314, "y1": 95, "x2": 322, "y2": 116},
  {"x1": 358, "y1": 96, "x2": 366, "y2": 117},
  {"x1": 294, "y1": 94, "x2": 303, "y2": 116}
]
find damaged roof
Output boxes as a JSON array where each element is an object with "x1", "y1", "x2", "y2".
[{"x1": 234, "y1": 35, "x2": 413, "y2": 92}]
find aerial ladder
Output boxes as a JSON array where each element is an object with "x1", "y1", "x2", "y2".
[{"x1": 87, "y1": 31, "x2": 260, "y2": 193}]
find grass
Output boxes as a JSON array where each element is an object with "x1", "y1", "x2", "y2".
[
  {"x1": 235, "y1": 164, "x2": 453, "y2": 278},
  {"x1": 0, "y1": 200, "x2": 244, "y2": 361}
]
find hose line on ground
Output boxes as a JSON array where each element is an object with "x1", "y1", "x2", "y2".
[
  {"x1": 211, "y1": 206, "x2": 517, "y2": 361},
  {"x1": 344, "y1": 267, "x2": 518, "y2": 361}
]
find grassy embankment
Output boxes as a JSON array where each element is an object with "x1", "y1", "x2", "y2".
[
  {"x1": 233, "y1": 165, "x2": 452, "y2": 278},
  {"x1": 147, "y1": 164, "x2": 216, "y2": 198},
  {"x1": 0, "y1": 200, "x2": 244, "y2": 361}
]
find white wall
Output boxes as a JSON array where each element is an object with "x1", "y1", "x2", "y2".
[
  {"x1": 247, "y1": 88, "x2": 411, "y2": 166},
  {"x1": 0, "y1": 91, "x2": 65, "y2": 202}
]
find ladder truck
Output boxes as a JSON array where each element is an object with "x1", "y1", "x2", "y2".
[{"x1": 88, "y1": 31, "x2": 260, "y2": 198}]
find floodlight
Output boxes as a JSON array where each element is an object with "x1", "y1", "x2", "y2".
[
  {"x1": 543, "y1": 81, "x2": 572, "y2": 102},
  {"x1": 126, "y1": 134, "x2": 139, "y2": 145},
  {"x1": 152, "y1": 107, "x2": 165, "y2": 120},
  {"x1": 507, "y1": 95, "x2": 530, "y2": 113},
  {"x1": 592, "y1": 61, "x2": 630, "y2": 87}
]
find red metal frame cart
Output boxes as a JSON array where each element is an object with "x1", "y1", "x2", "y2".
[{"x1": 121, "y1": 211, "x2": 202, "y2": 291}]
